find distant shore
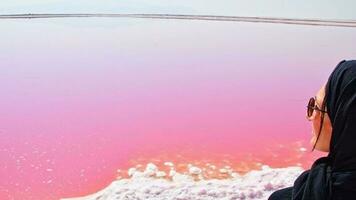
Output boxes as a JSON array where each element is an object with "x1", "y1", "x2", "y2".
[{"x1": 1, "y1": 14, "x2": 356, "y2": 28}]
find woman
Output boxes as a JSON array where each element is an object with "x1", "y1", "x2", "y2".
[{"x1": 268, "y1": 60, "x2": 356, "y2": 200}]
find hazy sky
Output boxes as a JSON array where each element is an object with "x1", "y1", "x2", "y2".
[{"x1": 1, "y1": 0, "x2": 356, "y2": 20}]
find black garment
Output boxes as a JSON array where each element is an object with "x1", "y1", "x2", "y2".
[
  {"x1": 268, "y1": 187, "x2": 293, "y2": 200},
  {"x1": 268, "y1": 60, "x2": 356, "y2": 200}
]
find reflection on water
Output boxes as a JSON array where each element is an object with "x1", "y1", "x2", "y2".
[{"x1": 0, "y1": 18, "x2": 355, "y2": 200}]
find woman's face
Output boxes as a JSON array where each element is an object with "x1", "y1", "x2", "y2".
[{"x1": 307, "y1": 85, "x2": 333, "y2": 152}]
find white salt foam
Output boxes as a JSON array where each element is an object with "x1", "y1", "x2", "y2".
[{"x1": 61, "y1": 163, "x2": 303, "y2": 200}]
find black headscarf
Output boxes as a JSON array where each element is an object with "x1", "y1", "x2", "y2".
[{"x1": 291, "y1": 60, "x2": 356, "y2": 200}]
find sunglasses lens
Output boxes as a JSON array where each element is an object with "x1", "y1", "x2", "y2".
[{"x1": 307, "y1": 97, "x2": 315, "y2": 117}]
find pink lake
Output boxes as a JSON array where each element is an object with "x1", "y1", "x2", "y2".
[{"x1": 1, "y1": 18, "x2": 356, "y2": 200}]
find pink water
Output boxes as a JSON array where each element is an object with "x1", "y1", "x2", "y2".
[{"x1": 1, "y1": 18, "x2": 356, "y2": 200}]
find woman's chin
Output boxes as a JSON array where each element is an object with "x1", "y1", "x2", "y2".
[{"x1": 309, "y1": 139, "x2": 330, "y2": 152}]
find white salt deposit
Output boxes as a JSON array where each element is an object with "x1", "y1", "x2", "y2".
[
  {"x1": 219, "y1": 168, "x2": 229, "y2": 174},
  {"x1": 62, "y1": 163, "x2": 304, "y2": 200},
  {"x1": 299, "y1": 147, "x2": 307, "y2": 152},
  {"x1": 127, "y1": 168, "x2": 137, "y2": 177},
  {"x1": 156, "y1": 171, "x2": 167, "y2": 178},
  {"x1": 189, "y1": 166, "x2": 202, "y2": 175},
  {"x1": 164, "y1": 162, "x2": 174, "y2": 167}
]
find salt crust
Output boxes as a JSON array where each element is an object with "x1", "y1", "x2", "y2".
[{"x1": 62, "y1": 163, "x2": 303, "y2": 200}]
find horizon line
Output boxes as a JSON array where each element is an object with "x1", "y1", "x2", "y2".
[{"x1": 1, "y1": 13, "x2": 356, "y2": 28}]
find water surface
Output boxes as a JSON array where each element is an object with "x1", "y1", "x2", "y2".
[{"x1": 1, "y1": 18, "x2": 355, "y2": 200}]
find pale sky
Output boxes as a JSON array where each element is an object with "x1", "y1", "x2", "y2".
[{"x1": 1, "y1": 0, "x2": 356, "y2": 20}]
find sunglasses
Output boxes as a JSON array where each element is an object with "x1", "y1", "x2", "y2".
[{"x1": 306, "y1": 96, "x2": 327, "y2": 118}]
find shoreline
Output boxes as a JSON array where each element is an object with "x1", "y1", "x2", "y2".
[{"x1": 61, "y1": 163, "x2": 304, "y2": 200}]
